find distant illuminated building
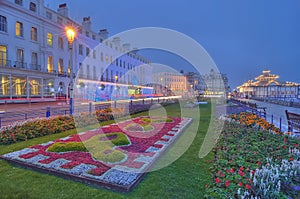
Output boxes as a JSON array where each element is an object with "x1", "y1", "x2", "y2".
[
  {"x1": 203, "y1": 69, "x2": 229, "y2": 98},
  {"x1": 237, "y1": 70, "x2": 300, "y2": 99},
  {"x1": 152, "y1": 72, "x2": 187, "y2": 96}
]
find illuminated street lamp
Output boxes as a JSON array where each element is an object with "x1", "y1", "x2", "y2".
[
  {"x1": 66, "y1": 27, "x2": 76, "y2": 115},
  {"x1": 114, "y1": 75, "x2": 118, "y2": 107}
]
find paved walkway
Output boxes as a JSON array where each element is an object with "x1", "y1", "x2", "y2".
[{"x1": 240, "y1": 99, "x2": 300, "y2": 132}]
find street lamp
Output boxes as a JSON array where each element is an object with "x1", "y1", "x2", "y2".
[
  {"x1": 114, "y1": 75, "x2": 118, "y2": 108},
  {"x1": 66, "y1": 27, "x2": 76, "y2": 115}
]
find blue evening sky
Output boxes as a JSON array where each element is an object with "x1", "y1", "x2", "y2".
[{"x1": 45, "y1": 0, "x2": 300, "y2": 89}]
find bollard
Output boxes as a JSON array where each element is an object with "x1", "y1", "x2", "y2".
[
  {"x1": 142, "y1": 99, "x2": 145, "y2": 105},
  {"x1": 151, "y1": 98, "x2": 153, "y2": 104},
  {"x1": 0, "y1": 117, "x2": 1, "y2": 128},
  {"x1": 271, "y1": 115, "x2": 274, "y2": 124},
  {"x1": 280, "y1": 117, "x2": 282, "y2": 132},
  {"x1": 89, "y1": 102, "x2": 92, "y2": 115},
  {"x1": 25, "y1": 113, "x2": 28, "y2": 120},
  {"x1": 114, "y1": 100, "x2": 117, "y2": 108},
  {"x1": 130, "y1": 100, "x2": 133, "y2": 107},
  {"x1": 46, "y1": 107, "x2": 51, "y2": 118}
]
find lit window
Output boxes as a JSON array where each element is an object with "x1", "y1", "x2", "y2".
[
  {"x1": 31, "y1": 27, "x2": 37, "y2": 41},
  {"x1": 15, "y1": 0, "x2": 22, "y2": 5},
  {"x1": 0, "y1": 15, "x2": 7, "y2": 32},
  {"x1": 47, "y1": 33, "x2": 53, "y2": 46},
  {"x1": 58, "y1": 59, "x2": 64, "y2": 74},
  {"x1": 29, "y1": 2, "x2": 36, "y2": 12},
  {"x1": 58, "y1": 37, "x2": 64, "y2": 49},
  {"x1": 15, "y1": 21, "x2": 23, "y2": 37},
  {"x1": 47, "y1": 56, "x2": 53, "y2": 72},
  {"x1": 0, "y1": 45, "x2": 7, "y2": 67}
]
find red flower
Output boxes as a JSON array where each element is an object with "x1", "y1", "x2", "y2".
[
  {"x1": 238, "y1": 170, "x2": 245, "y2": 177},
  {"x1": 245, "y1": 184, "x2": 251, "y2": 190},
  {"x1": 294, "y1": 143, "x2": 299, "y2": 147},
  {"x1": 225, "y1": 180, "x2": 230, "y2": 187},
  {"x1": 217, "y1": 171, "x2": 225, "y2": 177},
  {"x1": 229, "y1": 159, "x2": 233, "y2": 163},
  {"x1": 290, "y1": 157, "x2": 294, "y2": 161},
  {"x1": 239, "y1": 166, "x2": 244, "y2": 171},
  {"x1": 238, "y1": 182, "x2": 243, "y2": 187},
  {"x1": 256, "y1": 161, "x2": 262, "y2": 165},
  {"x1": 215, "y1": 178, "x2": 221, "y2": 183}
]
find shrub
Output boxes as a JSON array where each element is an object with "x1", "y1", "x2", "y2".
[{"x1": 47, "y1": 142, "x2": 87, "y2": 153}]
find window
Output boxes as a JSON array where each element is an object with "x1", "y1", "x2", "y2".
[
  {"x1": 86, "y1": 65, "x2": 90, "y2": 78},
  {"x1": 79, "y1": 44, "x2": 83, "y2": 55},
  {"x1": 31, "y1": 52, "x2": 38, "y2": 70},
  {"x1": 47, "y1": 56, "x2": 53, "y2": 72},
  {"x1": 86, "y1": 47, "x2": 90, "y2": 56},
  {"x1": 15, "y1": 0, "x2": 23, "y2": 5},
  {"x1": 58, "y1": 37, "x2": 64, "y2": 49},
  {"x1": 31, "y1": 27, "x2": 37, "y2": 41},
  {"x1": 92, "y1": 35, "x2": 96, "y2": 40},
  {"x1": 0, "y1": 45, "x2": 7, "y2": 67},
  {"x1": 85, "y1": 31, "x2": 89, "y2": 37},
  {"x1": 57, "y1": 17, "x2": 63, "y2": 25},
  {"x1": 93, "y1": 66, "x2": 96, "y2": 79},
  {"x1": 47, "y1": 33, "x2": 53, "y2": 46},
  {"x1": 116, "y1": 58, "x2": 118, "y2": 66},
  {"x1": 100, "y1": 52, "x2": 103, "y2": 61},
  {"x1": 29, "y1": 2, "x2": 36, "y2": 12},
  {"x1": 16, "y1": 49, "x2": 24, "y2": 68},
  {"x1": 46, "y1": 11, "x2": 52, "y2": 20},
  {"x1": 31, "y1": 52, "x2": 38, "y2": 65},
  {"x1": 58, "y1": 59, "x2": 64, "y2": 74},
  {"x1": 93, "y1": 50, "x2": 96, "y2": 59},
  {"x1": 0, "y1": 15, "x2": 7, "y2": 32},
  {"x1": 15, "y1": 22, "x2": 23, "y2": 37}
]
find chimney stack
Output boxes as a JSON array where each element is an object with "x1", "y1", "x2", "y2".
[
  {"x1": 58, "y1": 3, "x2": 68, "y2": 17},
  {"x1": 82, "y1": 16, "x2": 92, "y2": 30},
  {"x1": 99, "y1": 29, "x2": 109, "y2": 40}
]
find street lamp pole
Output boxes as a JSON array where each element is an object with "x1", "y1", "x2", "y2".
[
  {"x1": 66, "y1": 27, "x2": 76, "y2": 115},
  {"x1": 115, "y1": 75, "x2": 118, "y2": 108}
]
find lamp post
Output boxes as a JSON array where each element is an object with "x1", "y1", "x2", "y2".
[
  {"x1": 114, "y1": 75, "x2": 118, "y2": 108},
  {"x1": 66, "y1": 27, "x2": 76, "y2": 115}
]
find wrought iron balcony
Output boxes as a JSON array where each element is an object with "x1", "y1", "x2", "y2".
[
  {"x1": 14, "y1": 61, "x2": 27, "y2": 69},
  {"x1": 29, "y1": 64, "x2": 41, "y2": 71},
  {"x1": 0, "y1": 59, "x2": 11, "y2": 68}
]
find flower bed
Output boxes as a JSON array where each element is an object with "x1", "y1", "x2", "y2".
[
  {"x1": 205, "y1": 113, "x2": 300, "y2": 199},
  {"x1": 0, "y1": 103, "x2": 174, "y2": 145},
  {"x1": 1, "y1": 116, "x2": 192, "y2": 192}
]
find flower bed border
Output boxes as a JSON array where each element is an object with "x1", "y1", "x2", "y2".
[{"x1": 0, "y1": 117, "x2": 192, "y2": 192}]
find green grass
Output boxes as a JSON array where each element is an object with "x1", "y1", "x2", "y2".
[{"x1": 0, "y1": 103, "x2": 213, "y2": 199}]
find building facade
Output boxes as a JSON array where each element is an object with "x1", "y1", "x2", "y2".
[
  {"x1": 202, "y1": 69, "x2": 230, "y2": 98},
  {"x1": 152, "y1": 72, "x2": 187, "y2": 96},
  {"x1": 237, "y1": 70, "x2": 300, "y2": 100},
  {"x1": 0, "y1": 0, "x2": 152, "y2": 102}
]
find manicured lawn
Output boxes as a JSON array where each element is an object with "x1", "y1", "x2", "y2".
[{"x1": 0, "y1": 103, "x2": 213, "y2": 199}]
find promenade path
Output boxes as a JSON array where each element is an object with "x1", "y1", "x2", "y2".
[{"x1": 240, "y1": 99, "x2": 300, "y2": 132}]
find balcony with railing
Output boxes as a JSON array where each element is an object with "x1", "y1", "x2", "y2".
[
  {"x1": 29, "y1": 64, "x2": 41, "y2": 71},
  {"x1": 0, "y1": 59, "x2": 12, "y2": 68},
  {"x1": 14, "y1": 61, "x2": 27, "y2": 69}
]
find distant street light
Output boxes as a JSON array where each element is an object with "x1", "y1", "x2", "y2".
[
  {"x1": 66, "y1": 27, "x2": 76, "y2": 115},
  {"x1": 114, "y1": 75, "x2": 118, "y2": 107}
]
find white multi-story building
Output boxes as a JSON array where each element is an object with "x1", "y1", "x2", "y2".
[{"x1": 0, "y1": 0, "x2": 152, "y2": 102}]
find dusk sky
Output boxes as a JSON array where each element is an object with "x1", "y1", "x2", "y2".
[{"x1": 45, "y1": 0, "x2": 300, "y2": 89}]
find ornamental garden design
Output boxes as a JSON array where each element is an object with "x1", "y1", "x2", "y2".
[{"x1": 1, "y1": 116, "x2": 192, "y2": 192}]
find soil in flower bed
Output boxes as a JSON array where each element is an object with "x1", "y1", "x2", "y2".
[{"x1": 1, "y1": 116, "x2": 192, "y2": 192}]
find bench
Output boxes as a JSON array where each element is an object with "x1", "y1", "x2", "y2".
[{"x1": 285, "y1": 110, "x2": 300, "y2": 133}]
